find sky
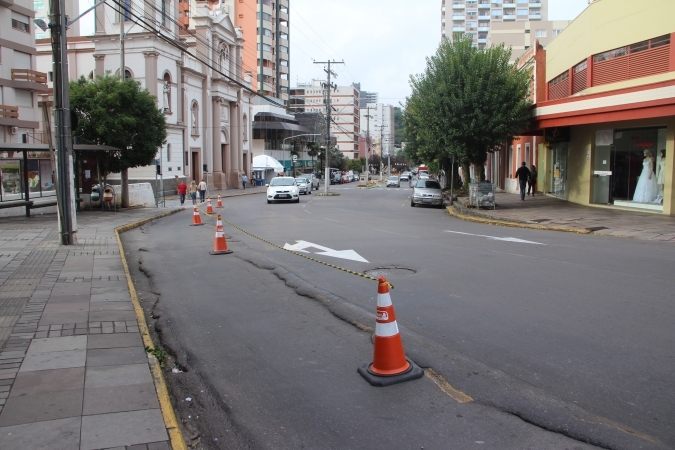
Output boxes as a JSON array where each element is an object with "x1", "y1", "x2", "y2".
[{"x1": 78, "y1": 0, "x2": 589, "y2": 104}]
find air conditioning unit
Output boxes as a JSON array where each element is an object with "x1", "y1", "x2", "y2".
[{"x1": 9, "y1": 127, "x2": 18, "y2": 135}]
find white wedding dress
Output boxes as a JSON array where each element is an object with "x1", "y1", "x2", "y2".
[{"x1": 633, "y1": 159, "x2": 658, "y2": 203}]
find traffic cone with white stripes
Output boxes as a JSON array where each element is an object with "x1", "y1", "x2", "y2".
[
  {"x1": 216, "y1": 194, "x2": 223, "y2": 208},
  {"x1": 206, "y1": 197, "x2": 214, "y2": 214},
  {"x1": 190, "y1": 205, "x2": 203, "y2": 226},
  {"x1": 358, "y1": 276, "x2": 424, "y2": 387},
  {"x1": 209, "y1": 214, "x2": 232, "y2": 255}
]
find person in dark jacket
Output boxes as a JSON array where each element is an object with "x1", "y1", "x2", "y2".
[
  {"x1": 527, "y1": 165, "x2": 538, "y2": 196},
  {"x1": 515, "y1": 162, "x2": 531, "y2": 201}
]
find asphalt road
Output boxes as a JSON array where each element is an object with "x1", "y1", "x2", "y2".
[{"x1": 123, "y1": 183, "x2": 674, "y2": 450}]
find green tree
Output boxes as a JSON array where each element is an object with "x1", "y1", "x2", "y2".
[
  {"x1": 404, "y1": 35, "x2": 532, "y2": 185},
  {"x1": 346, "y1": 157, "x2": 365, "y2": 172},
  {"x1": 306, "y1": 142, "x2": 319, "y2": 172},
  {"x1": 327, "y1": 146, "x2": 346, "y2": 171},
  {"x1": 70, "y1": 75, "x2": 167, "y2": 206}
]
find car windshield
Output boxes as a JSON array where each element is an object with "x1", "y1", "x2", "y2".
[
  {"x1": 416, "y1": 180, "x2": 441, "y2": 189},
  {"x1": 270, "y1": 178, "x2": 295, "y2": 186}
]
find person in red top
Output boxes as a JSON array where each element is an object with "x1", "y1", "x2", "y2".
[{"x1": 176, "y1": 178, "x2": 187, "y2": 206}]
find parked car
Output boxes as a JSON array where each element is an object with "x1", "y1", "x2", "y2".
[
  {"x1": 266, "y1": 177, "x2": 300, "y2": 203},
  {"x1": 419, "y1": 172, "x2": 430, "y2": 180},
  {"x1": 341, "y1": 174, "x2": 350, "y2": 184},
  {"x1": 386, "y1": 176, "x2": 400, "y2": 188},
  {"x1": 330, "y1": 173, "x2": 343, "y2": 185},
  {"x1": 295, "y1": 177, "x2": 312, "y2": 195},
  {"x1": 410, "y1": 179, "x2": 443, "y2": 208}
]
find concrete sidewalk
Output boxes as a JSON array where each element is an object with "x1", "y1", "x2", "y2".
[
  {"x1": 0, "y1": 207, "x2": 183, "y2": 450},
  {"x1": 451, "y1": 192, "x2": 675, "y2": 241}
]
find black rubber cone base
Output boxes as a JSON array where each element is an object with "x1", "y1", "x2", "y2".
[
  {"x1": 209, "y1": 249, "x2": 233, "y2": 255},
  {"x1": 357, "y1": 359, "x2": 424, "y2": 387},
  {"x1": 190, "y1": 223, "x2": 204, "y2": 226}
]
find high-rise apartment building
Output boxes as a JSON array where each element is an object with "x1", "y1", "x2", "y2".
[
  {"x1": 290, "y1": 80, "x2": 360, "y2": 159},
  {"x1": 441, "y1": 0, "x2": 569, "y2": 61},
  {"x1": 223, "y1": 0, "x2": 289, "y2": 103}
]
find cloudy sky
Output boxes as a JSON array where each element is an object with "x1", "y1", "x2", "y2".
[{"x1": 78, "y1": 0, "x2": 589, "y2": 103}]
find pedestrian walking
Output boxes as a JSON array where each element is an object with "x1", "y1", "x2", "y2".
[
  {"x1": 177, "y1": 179, "x2": 187, "y2": 206},
  {"x1": 527, "y1": 165, "x2": 538, "y2": 196},
  {"x1": 241, "y1": 173, "x2": 248, "y2": 189},
  {"x1": 515, "y1": 162, "x2": 531, "y2": 201},
  {"x1": 198, "y1": 179, "x2": 207, "y2": 202},
  {"x1": 188, "y1": 180, "x2": 198, "y2": 204}
]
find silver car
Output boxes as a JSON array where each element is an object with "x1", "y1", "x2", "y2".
[
  {"x1": 386, "y1": 176, "x2": 400, "y2": 188},
  {"x1": 295, "y1": 177, "x2": 312, "y2": 195},
  {"x1": 266, "y1": 177, "x2": 300, "y2": 203},
  {"x1": 411, "y1": 179, "x2": 444, "y2": 208}
]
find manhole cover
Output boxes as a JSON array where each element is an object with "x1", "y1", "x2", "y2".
[{"x1": 364, "y1": 267, "x2": 417, "y2": 278}]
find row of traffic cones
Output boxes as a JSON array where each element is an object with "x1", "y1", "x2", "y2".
[
  {"x1": 188, "y1": 199, "x2": 421, "y2": 388},
  {"x1": 190, "y1": 198, "x2": 231, "y2": 255}
]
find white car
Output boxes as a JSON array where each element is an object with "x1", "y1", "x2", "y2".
[
  {"x1": 386, "y1": 176, "x2": 400, "y2": 187},
  {"x1": 295, "y1": 177, "x2": 312, "y2": 195},
  {"x1": 399, "y1": 172, "x2": 410, "y2": 182},
  {"x1": 266, "y1": 177, "x2": 300, "y2": 203},
  {"x1": 419, "y1": 173, "x2": 430, "y2": 180}
]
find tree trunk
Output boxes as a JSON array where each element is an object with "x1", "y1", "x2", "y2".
[
  {"x1": 461, "y1": 162, "x2": 471, "y2": 187},
  {"x1": 473, "y1": 163, "x2": 483, "y2": 183},
  {"x1": 121, "y1": 168, "x2": 129, "y2": 208}
]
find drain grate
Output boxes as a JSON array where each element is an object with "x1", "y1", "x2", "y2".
[{"x1": 364, "y1": 267, "x2": 417, "y2": 278}]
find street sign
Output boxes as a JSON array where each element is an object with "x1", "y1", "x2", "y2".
[{"x1": 292, "y1": 154, "x2": 298, "y2": 161}]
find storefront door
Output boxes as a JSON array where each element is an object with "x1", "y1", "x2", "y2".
[{"x1": 550, "y1": 143, "x2": 568, "y2": 198}]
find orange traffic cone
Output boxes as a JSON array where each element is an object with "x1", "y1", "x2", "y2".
[
  {"x1": 206, "y1": 197, "x2": 214, "y2": 214},
  {"x1": 358, "y1": 276, "x2": 423, "y2": 387},
  {"x1": 209, "y1": 214, "x2": 232, "y2": 255},
  {"x1": 216, "y1": 194, "x2": 223, "y2": 208},
  {"x1": 190, "y1": 205, "x2": 203, "y2": 226}
]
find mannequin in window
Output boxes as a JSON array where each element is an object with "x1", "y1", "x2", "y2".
[
  {"x1": 656, "y1": 149, "x2": 666, "y2": 199},
  {"x1": 633, "y1": 149, "x2": 658, "y2": 203}
]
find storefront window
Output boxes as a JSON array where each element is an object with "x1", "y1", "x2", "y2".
[
  {"x1": 0, "y1": 156, "x2": 55, "y2": 202},
  {"x1": 593, "y1": 127, "x2": 666, "y2": 210},
  {"x1": 550, "y1": 143, "x2": 568, "y2": 198}
]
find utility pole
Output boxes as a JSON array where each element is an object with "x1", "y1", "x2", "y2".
[
  {"x1": 313, "y1": 60, "x2": 343, "y2": 194},
  {"x1": 375, "y1": 124, "x2": 388, "y2": 181},
  {"x1": 50, "y1": 0, "x2": 76, "y2": 244},
  {"x1": 364, "y1": 105, "x2": 373, "y2": 179}
]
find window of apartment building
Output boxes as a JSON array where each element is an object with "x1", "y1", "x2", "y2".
[
  {"x1": 257, "y1": 43, "x2": 271, "y2": 52},
  {"x1": 11, "y1": 13, "x2": 30, "y2": 33},
  {"x1": 15, "y1": 90, "x2": 33, "y2": 107},
  {"x1": 479, "y1": 21, "x2": 489, "y2": 28},
  {"x1": 280, "y1": 32, "x2": 288, "y2": 40},
  {"x1": 517, "y1": 8, "x2": 527, "y2": 16},
  {"x1": 257, "y1": 27, "x2": 272, "y2": 37},
  {"x1": 36, "y1": 32, "x2": 46, "y2": 39},
  {"x1": 535, "y1": 29, "x2": 546, "y2": 37},
  {"x1": 479, "y1": 33, "x2": 487, "y2": 39},
  {"x1": 517, "y1": 0, "x2": 527, "y2": 3},
  {"x1": 466, "y1": 9, "x2": 477, "y2": 16},
  {"x1": 552, "y1": 29, "x2": 562, "y2": 37},
  {"x1": 452, "y1": 12, "x2": 464, "y2": 17},
  {"x1": 466, "y1": 0, "x2": 477, "y2": 4},
  {"x1": 33, "y1": 0, "x2": 44, "y2": 9},
  {"x1": 530, "y1": 8, "x2": 540, "y2": 16},
  {"x1": 466, "y1": 21, "x2": 477, "y2": 30},
  {"x1": 256, "y1": 12, "x2": 272, "y2": 22},
  {"x1": 14, "y1": 51, "x2": 31, "y2": 70},
  {"x1": 280, "y1": 59, "x2": 288, "y2": 66},
  {"x1": 491, "y1": 9, "x2": 502, "y2": 17},
  {"x1": 279, "y1": 45, "x2": 288, "y2": 53}
]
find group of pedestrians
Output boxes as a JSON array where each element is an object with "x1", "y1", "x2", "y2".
[
  {"x1": 175, "y1": 174, "x2": 253, "y2": 206},
  {"x1": 515, "y1": 162, "x2": 538, "y2": 201}
]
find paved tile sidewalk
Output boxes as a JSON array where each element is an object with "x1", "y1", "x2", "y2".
[
  {"x1": 0, "y1": 207, "x2": 181, "y2": 450},
  {"x1": 454, "y1": 192, "x2": 675, "y2": 241}
]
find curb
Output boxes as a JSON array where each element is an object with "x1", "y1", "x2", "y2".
[
  {"x1": 114, "y1": 207, "x2": 187, "y2": 450},
  {"x1": 446, "y1": 205, "x2": 591, "y2": 235}
]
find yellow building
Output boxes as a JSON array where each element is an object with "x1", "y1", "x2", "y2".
[{"x1": 530, "y1": 0, "x2": 675, "y2": 215}]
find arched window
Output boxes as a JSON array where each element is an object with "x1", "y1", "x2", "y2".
[
  {"x1": 124, "y1": 69, "x2": 132, "y2": 79},
  {"x1": 191, "y1": 101, "x2": 199, "y2": 136},
  {"x1": 162, "y1": 72, "x2": 171, "y2": 111},
  {"x1": 166, "y1": 143, "x2": 171, "y2": 162}
]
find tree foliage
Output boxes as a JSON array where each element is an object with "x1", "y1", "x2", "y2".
[
  {"x1": 403, "y1": 36, "x2": 532, "y2": 183},
  {"x1": 70, "y1": 75, "x2": 167, "y2": 179}
]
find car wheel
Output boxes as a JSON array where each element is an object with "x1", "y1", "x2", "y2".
[
  {"x1": 267, "y1": 199, "x2": 271, "y2": 204},
  {"x1": 295, "y1": 198, "x2": 300, "y2": 203},
  {"x1": 410, "y1": 200, "x2": 415, "y2": 207}
]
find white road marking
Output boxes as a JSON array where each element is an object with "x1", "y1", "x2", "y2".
[
  {"x1": 283, "y1": 240, "x2": 369, "y2": 263},
  {"x1": 444, "y1": 230, "x2": 545, "y2": 245}
]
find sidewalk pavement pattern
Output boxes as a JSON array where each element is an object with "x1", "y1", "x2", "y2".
[{"x1": 453, "y1": 192, "x2": 675, "y2": 241}]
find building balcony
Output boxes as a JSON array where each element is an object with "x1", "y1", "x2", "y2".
[
  {"x1": 452, "y1": 27, "x2": 466, "y2": 32},
  {"x1": 0, "y1": 105, "x2": 19, "y2": 120},
  {"x1": 478, "y1": 38, "x2": 487, "y2": 44},
  {"x1": 529, "y1": 2, "x2": 541, "y2": 6},
  {"x1": 503, "y1": 14, "x2": 516, "y2": 20},
  {"x1": 452, "y1": 15, "x2": 465, "y2": 20},
  {"x1": 11, "y1": 69, "x2": 49, "y2": 92},
  {"x1": 529, "y1": 13, "x2": 541, "y2": 19},
  {"x1": 478, "y1": 26, "x2": 490, "y2": 31},
  {"x1": 452, "y1": 4, "x2": 465, "y2": 8},
  {"x1": 478, "y1": 3, "x2": 490, "y2": 7}
]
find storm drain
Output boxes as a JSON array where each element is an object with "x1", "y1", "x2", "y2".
[{"x1": 364, "y1": 267, "x2": 417, "y2": 278}]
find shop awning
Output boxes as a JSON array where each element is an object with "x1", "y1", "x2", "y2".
[{"x1": 252, "y1": 155, "x2": 284, "y2": 172}]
